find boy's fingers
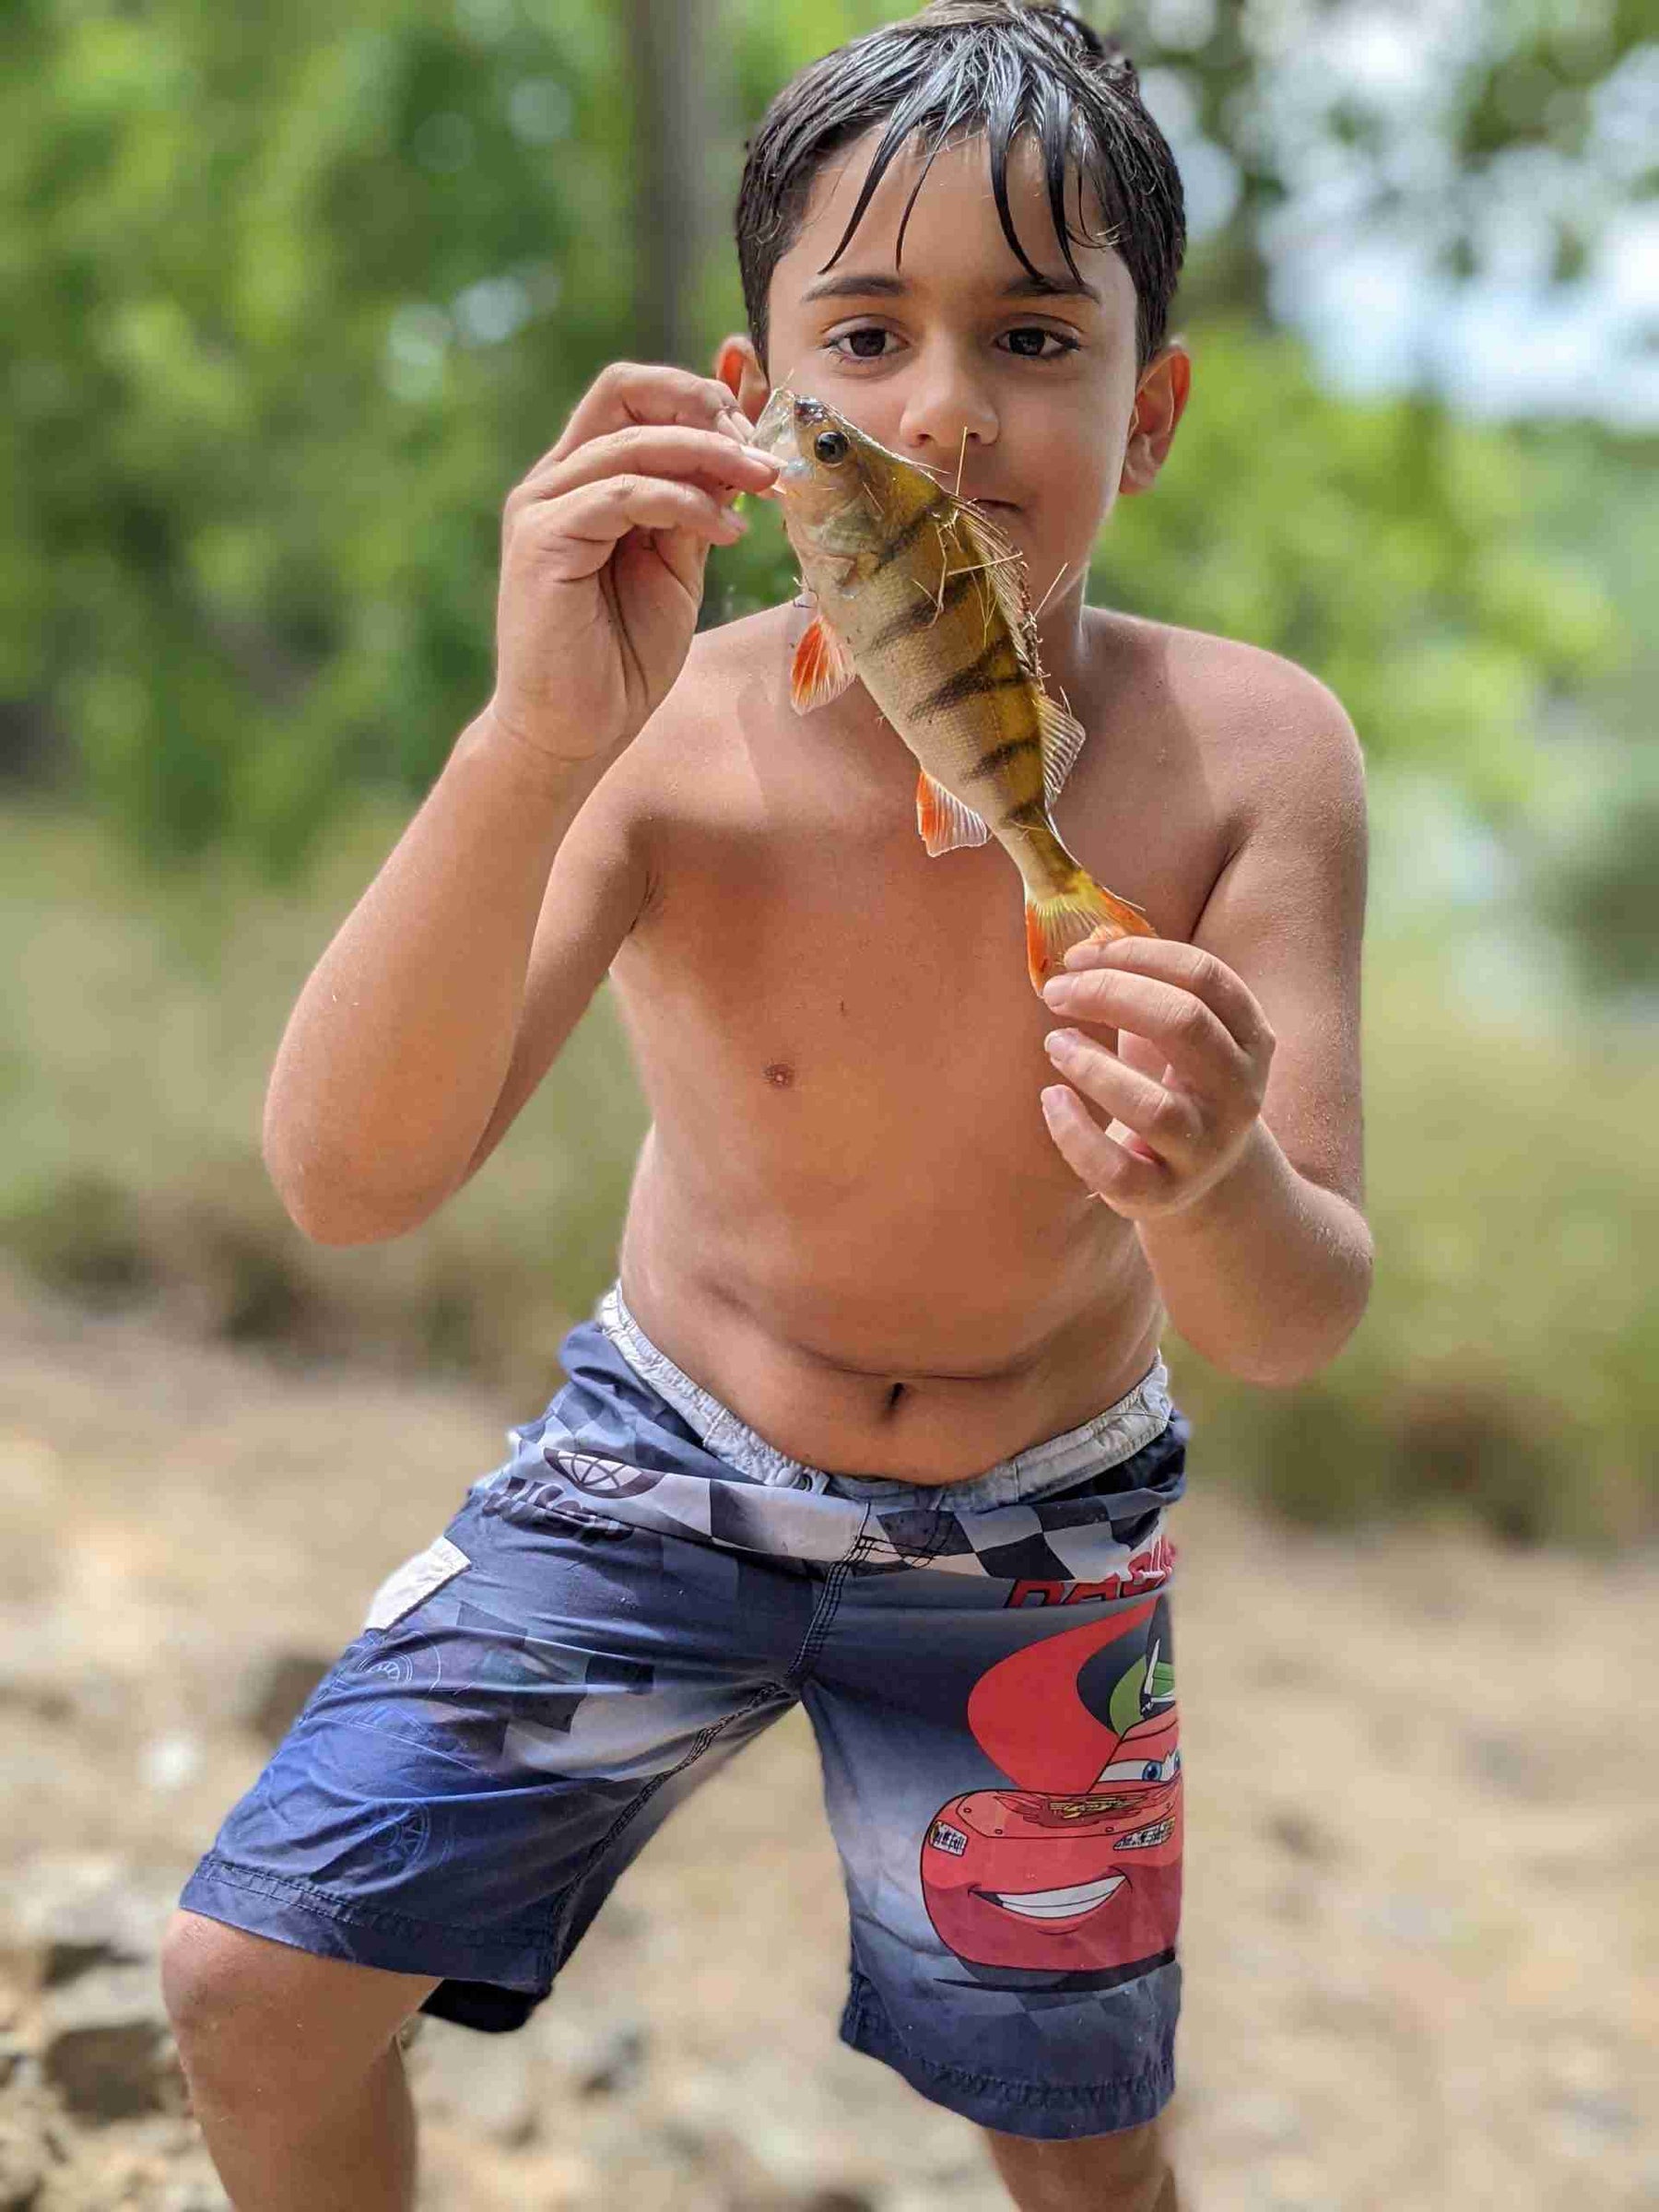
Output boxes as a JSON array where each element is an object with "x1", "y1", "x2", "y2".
[
  {"x1": 546, "y1": 363, "x2": 754, "y2": 470},
  {"x1": 1040, "y1": 1085, "x2": 1167, "y2": 1209},
  {"x1": 1042, "y1": 969, "x2": 1247, "y2": 1089},
  {"x1": 510, "y1": 426, "x2": 778, "y2": 513},
  {"x1": 1056, "y1": 936, "x2": 1273, "y2": 1060},
  {"x1": 1041, "y1": 1031, "x2": 1201, "y2": 1163},
  {"x1": 515, "y1": 477, "x2": 745, "y2": 582}
]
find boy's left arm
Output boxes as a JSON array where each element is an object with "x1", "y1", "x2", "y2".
[{"x1": 1040, "y1": 674, "x2": 1371, "y2": 1387}]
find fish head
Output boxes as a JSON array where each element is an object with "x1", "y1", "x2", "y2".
[{"x1": 750, "y1": 388, "x2": 939, "y2": 577}]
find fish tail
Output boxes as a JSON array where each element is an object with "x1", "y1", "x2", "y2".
[{"x1": 1024, "y1": 871, "x2": 1155, "y2": 994}]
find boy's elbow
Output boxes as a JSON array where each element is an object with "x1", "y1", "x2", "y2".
[
  {"x1": 263, "y1": 1135, "x2": 444, "y2": 1248},
  {"x1": 1243, "y1": 1262, "x2": 1374, "y2": 1388},
  {"x1": 1191, "y1": 1239, "x2": 1374, "y2": 1388}
]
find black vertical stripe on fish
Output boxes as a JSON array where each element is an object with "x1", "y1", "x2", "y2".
[
  {"x1": 865, "y1": 565, "x2": 982, "y2": 653},
  {"x1": 913, "y1": 636, "x2": 1028, "y2": 720},
  {"x1": 1002, "y1": 794, "x2": 1051, "y2": 830},
  {"x1": 867, "y1": 493, "x2": 952, "y2": 573},
  {"x1": 964, "y1": 735, "x2": 1040, "y2": 785}
]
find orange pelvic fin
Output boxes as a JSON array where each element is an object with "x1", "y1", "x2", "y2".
[
  {"x1": 916, "y1": 770, "x2": 993, "y2": 856},
  {"x1": 790, "y1": 616, "x2": 857, "y2": 714},
  {"x1": 1024, "y1": 875, "x2": 1155, "y2": 993}
]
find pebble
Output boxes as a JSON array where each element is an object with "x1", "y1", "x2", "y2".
[{"x1": 41, "y1": 1965, "x2": 181, "y2": 2124}]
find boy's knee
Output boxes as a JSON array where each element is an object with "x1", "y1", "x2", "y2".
[{"x1": 161, "y1": 1911, "x2": 431, "y2": 2084}]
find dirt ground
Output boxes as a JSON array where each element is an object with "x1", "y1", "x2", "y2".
[{"x1": 0, "y1": 1275, "x2": 1653, "y2": 2211}]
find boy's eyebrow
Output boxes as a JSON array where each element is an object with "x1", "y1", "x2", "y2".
[{"x1": 799, "y1": 269, "x2": 1102, "y2": 305}]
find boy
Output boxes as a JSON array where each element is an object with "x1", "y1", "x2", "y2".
[{"x1": 161, "y1": 6, "x2": 1370, "y2": 2208}]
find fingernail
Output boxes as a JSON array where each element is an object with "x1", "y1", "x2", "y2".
[
  {"x1": 1044, "y1": 1029, "x2": 1080, "y2": 1058},
  {"x1": 1042, "y1": 978, "x2": 1078, "y2": 1007}
]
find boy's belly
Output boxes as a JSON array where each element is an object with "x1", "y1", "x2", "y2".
[
  {"x1": 615, "y1": 1132, "x2": 1163, "y2": 1485},
  {"x1": 604, "y1": 816, "x2": 1181, "y2": 1484}
]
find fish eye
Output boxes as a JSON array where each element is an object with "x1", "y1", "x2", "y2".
[{"x1": 813, "y1": 430, "x2": 850, "y2": 465}]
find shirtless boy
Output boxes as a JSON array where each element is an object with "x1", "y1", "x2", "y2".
[{"x1": 162, "y1": 6, "x2": 1371, "y2": 2208}]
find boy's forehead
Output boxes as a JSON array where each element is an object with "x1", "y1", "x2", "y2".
[{"x1": 771, "y1": 127, "x2": 1133, "y2": 324}]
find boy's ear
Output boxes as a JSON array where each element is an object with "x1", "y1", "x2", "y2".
[
  {"x1": 714, "y1": 333, "x2": 771, "y2": 425},
  {"x1": 1119, "y1": 341, "x2": 1192, "y2": 498}
]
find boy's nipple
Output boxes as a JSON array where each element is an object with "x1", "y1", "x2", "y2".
[{"x1": 762, "y1": 1061, "x2": 795, "y2": 1089}]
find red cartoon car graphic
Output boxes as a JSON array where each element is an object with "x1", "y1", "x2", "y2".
[{"x1": 921, "y1": 1594, "x2": 1181, "y2": 1978}]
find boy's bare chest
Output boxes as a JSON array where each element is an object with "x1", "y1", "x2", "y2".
[{"x1": 616, "y1": 667, "x2": 1229, "y2": 1160}]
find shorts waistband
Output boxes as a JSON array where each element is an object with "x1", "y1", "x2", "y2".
[{"x1": 597, "y1": 1283, "x2": 1172, "y2": 1516}]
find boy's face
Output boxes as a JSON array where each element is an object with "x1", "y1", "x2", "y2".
[{"x1": 720, "y1": 128, "x2": 1189, "y2": 610}]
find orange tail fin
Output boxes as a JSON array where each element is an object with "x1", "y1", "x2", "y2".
[{"x1": 1024, "y1": 874, "x2": 1154, "y2": 993}]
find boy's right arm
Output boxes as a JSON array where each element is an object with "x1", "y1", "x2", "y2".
[{"x1": 262, "y1": 363, "x2": 779, "y2": 1245}]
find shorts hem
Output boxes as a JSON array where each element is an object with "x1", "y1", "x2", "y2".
[
  {"x1": 839, "y1": 1980, "x2": 1176, "y2": 2140},
  {"x1": 178, "y1": 1853, "x2": 552, "y2": 1998}
]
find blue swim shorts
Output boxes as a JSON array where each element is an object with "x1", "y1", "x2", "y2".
[{"x1": 180, "y1": 1286, "x2": 1189, "y2": 2140}]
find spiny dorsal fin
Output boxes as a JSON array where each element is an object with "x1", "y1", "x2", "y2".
[
  {"x1": 951, "y1": 502, "x2": 1035, "y2": 665},
  {"x1": 1037, "y1": 690, "x2": 1088, "y2": 805},
  {"x1": 790, "y1": 615, "x2": 856, "y2": 714},
  {"x1": 916, "y1": 770, "x2": 993, "y2": 856}
]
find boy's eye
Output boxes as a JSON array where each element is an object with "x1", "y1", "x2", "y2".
[
  {"x1": 1003, "y1": 327, "x2": 1077, "y2": 360},
  {"x1": 830, "y1": 326, "x2": 893, "y2": 361}
]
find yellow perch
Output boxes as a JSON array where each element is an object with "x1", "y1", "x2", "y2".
[{"x1": 751, "y1": 387, "x2": 1153, "y2": 992}]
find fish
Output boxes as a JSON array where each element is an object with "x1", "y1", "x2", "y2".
[{"x1": 749, "y1": 386, "x2": 1154, "y2": 993}]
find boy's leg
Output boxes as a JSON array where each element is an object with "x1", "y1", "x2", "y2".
[
  {"x1": 985, "y1": 2121, "x2": 1179, "y2": 2212},
  {"x1": 167, "y1": 1462, "x2": 806, "y2": 2212},
  {"x1": 161, "y1": 1913, "x2": 437, "y2": 2212}
]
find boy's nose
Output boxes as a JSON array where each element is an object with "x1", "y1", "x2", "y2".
[{"x1": 898, "y1": 354, "x2": 998, "y2": 457}]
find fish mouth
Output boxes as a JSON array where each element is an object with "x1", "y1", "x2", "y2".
[{"x1": 978, "y1": 1872, "x2": 1126, "y2": 1921}]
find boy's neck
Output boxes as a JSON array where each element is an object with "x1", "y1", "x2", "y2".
[{"x1": 1029, "y1": 581, "x2": 1097, "y2": 711}]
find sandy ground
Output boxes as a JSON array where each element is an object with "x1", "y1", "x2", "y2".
[{"x1": 0, "y1": 1276, "x2": 1654, "y2": 2211}]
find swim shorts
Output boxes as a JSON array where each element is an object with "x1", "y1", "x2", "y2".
[{"x1": 180, "y1": 1285, "x2": 1189, "y2": 2140}]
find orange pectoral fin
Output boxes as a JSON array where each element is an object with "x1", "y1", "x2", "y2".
[
  {"x1": 790, "y1": 617, "x2": 857, "y2": 714},
  {"x1": 917, "y1": 771, "x2": 993, "y2": 856}
]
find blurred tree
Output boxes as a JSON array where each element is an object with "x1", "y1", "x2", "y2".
[{"x1": 628, "y1": 0, "x2": 724, "y2": 365}]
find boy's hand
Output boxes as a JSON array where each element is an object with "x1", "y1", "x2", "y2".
[
  {"x1": 1038, "y1": 937, "x2": 1277, "y2": 1219},
  {"x1": 488, "y1": 363, "x2": 780, "y2": 767}
]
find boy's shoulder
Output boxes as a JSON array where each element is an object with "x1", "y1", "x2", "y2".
[
  {"x1": 1086, "y1": 605, "x2": 1359, "y2": 759},
  {"x1": 686, "y1": 600, "x2": 795, "y2": 690},
  {"x1": 1082, "y1": 606, "x2": 1366, "y2": 853}
]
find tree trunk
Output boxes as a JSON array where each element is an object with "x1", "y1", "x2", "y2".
[{"x1": 627, "y1": 0, "x2": 719, "y2": 369}]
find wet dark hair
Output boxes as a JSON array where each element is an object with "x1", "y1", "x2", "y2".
[{"x1": 735, "y1": 0, "x2": 1185, "y2": 376}]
